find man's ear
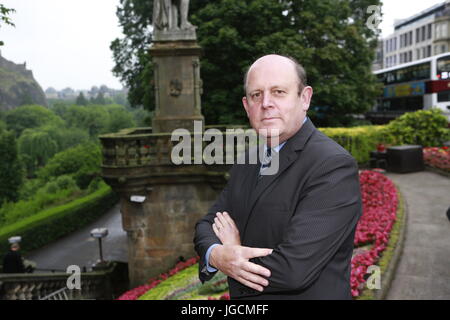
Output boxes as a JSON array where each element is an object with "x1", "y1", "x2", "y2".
[
  {"x1": 242, "y1": 96, "x2": 250, "y2": 117},
  {"x1": 300, "y1": 86, "x2": 313, "y2": 112}
]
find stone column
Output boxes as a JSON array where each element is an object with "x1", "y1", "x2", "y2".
[{"x1": 150, "y1": 39, "x2": 204, "y2": 133}]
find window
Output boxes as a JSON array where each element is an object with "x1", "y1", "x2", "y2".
[
  {"x1": 394, "y1": 37, "x2": 397, "y2": 51},
  {"x1": 427, "y1": 24, "x2": 432, "y2": 39},
  {"x1": 442, "y1": 44, "x2": 448, "y2": 53},
  {"x1": 416, "y1": 28, "x2": 420, "y2": 43},
  {"x1": 438, "y1": 90, "x2": 450, "y2": 102},
  {"x1": 422, "y1": 26, "x2": 426, "y2": 41},
  {"x1": 408, "y1": 51, "x2": 412, "y2": 62},
  {"x1": 427, "y1": 45, "x2": 431, "y2": 57},
  {"x1": 416, "y1": 49, "x2": 421, "y2": 60},
  {"x1": 409, "y1": 31, "x2": 413, "y2": 46}
]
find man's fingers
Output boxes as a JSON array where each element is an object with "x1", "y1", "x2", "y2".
[
  {"x1": 242, "y1": 247, "x2": 273, "y2": 259},
  {"x1": 239, "y1": 268, "x2": 269, "y2": 287},
  {"x1": 212, "y1": 222, "x2": 220, "y2": 237},
  {"x1": 235, "y1": 276, "x2": 264, "y2": 293},
  {"x1": 220, "y1": 211, "x2": 235, "y2": 228},
  {"x1": 214, "y1": 216, "x2": 224, "y2": 230},
  {"x1": 243, "y1": 260, "x2": 271, "y2": 278}
]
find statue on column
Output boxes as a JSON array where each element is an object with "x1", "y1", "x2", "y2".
[{"x1": 153, "y1": 0, "x2": 194, "y2": 31}]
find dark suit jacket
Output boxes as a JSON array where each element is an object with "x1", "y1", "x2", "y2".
[
  {"x1": 2, "y1": 250, "x2": 25, "y2": 273},
  {"x1": 194, "y1": 119, "x2": 362, "y2": 299}
]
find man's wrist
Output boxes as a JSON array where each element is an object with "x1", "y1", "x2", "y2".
[{"x1": 209, "y1": 244, "x2": 223, "y2": 269}]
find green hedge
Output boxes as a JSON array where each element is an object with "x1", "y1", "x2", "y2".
[
  {"x1": 319, "y1": 125, "x2": 393, "y2": 164},
  {"x1": 0, "y1": 185, "x2": 118, "y2": 256}
]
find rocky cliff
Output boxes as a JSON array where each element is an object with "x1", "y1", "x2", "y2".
[{"x1": 0, "y1": 52, "x2": 47, "y2": 111}]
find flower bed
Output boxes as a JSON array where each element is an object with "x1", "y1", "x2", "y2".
[
  {"x1": 116, "y1": 257, "x2": 199, "y2": 300},
  {"x1": 351, "y1": 170, "x2": 398, "y2": 298},
  {"x1": 119, "y1": 171, "x2": 399, "y2": 300},
  {"x1": 423, "y1": 147, "x2": 450, "y2": 172}
]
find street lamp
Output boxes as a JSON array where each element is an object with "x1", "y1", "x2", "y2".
[{"x1": 90, "y1": 228, "x2": 108, "y2": 266}]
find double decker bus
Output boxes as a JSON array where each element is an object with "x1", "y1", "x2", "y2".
[{"x1": 367, "y1": 52, "x2": 450, "y2": 124}]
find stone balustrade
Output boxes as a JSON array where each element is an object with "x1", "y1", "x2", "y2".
[{"x1": 0, "y1": 261, "x2": 128, "y2": 300}]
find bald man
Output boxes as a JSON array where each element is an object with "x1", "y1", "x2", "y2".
[{"x1": 194, "y1": 54, "x2": 362, "y2": 299}]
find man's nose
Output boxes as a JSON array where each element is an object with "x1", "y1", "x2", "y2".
[{"x1": 262, "y1": 92, "x2": 274, "y2": 109}]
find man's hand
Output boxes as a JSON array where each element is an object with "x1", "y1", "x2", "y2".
[
  {"x1": 212, "y1": 211, "x2": 241, "y2": 245},
  {"x1": 209, "y1": 244, "x2": 273, "y2": 292}
]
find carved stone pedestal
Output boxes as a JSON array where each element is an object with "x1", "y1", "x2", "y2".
[{"x1": 150, "y1": 40, "x2": 204, "y2": 133}]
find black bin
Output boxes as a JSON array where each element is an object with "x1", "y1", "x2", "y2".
[{"x1": 387, "y1": 145, "x2": 424, "y2": 173}]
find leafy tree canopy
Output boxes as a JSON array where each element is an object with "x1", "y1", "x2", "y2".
[
  {"x1": 0, "y1": 130, "x2": 24, "y2": 204},
  {"x1": 111, "y1": 0, "x2": 382, "y2": 127},
  {"x1": 5, "y1": 105, "x2": 65, "y2": 137}
]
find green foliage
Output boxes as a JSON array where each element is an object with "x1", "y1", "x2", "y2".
[
  {"x1": 319, "y1": 125, "x2": 393, "y2": 164},
  {"x1": 386, "y1": 109, "x2": 450, "y2": 147},
  {"x1": 76, "y1": 92, "x2": 89, "y2": 106},
  {"x1": 0, "y1": 187, "x2": 77, "y2": 226},
  {"x1": 87, "y1": 177, "x2": 107, "y2": 193},
  {"x1": 0, "y1": 130, "x2": 24, "y2": 205},
  {"x1": 105, "y1": 104, "x2": 136, "y2": 133},
  {"x1": 112, "y1": 0, "x2": 381, "y2": 126},
  {"x1": 139, "y1": 264, "x2": 199, "y2": 300},
  {"x1": 37, "y1": 141, "x2": 101, "y2": 188},
  {"x1": 5, "y1": 105, "x2": 64, "y2": 137},
  {"x1": 64, "y1": 105, "x2": 110, "y2": 137},
  {"x1": 0, "y1": 185, "x2": 118, "y2": 256},
  {"x1": 0, "y1": 3, "x2": 15, "y2": 46}
]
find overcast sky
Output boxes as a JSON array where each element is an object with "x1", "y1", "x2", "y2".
[{"x1": 0, "y1": 0, "x2": 446, "y2": 91}]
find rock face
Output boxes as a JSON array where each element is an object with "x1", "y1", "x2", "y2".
[{"x1": 0, "y1": 53, "x2": 47, "y2": 111}]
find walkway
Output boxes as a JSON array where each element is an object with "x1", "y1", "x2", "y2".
[
  {"x1": 25, "y1": 203, "x2": 128, "y2": 273},
  {"x1": 385, "y1": 171, "x2": 450, "y2": 300}
]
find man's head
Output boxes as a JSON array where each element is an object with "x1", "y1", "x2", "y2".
[
  {"x1": 10, "y1": 243, "x2": 20, "y2": 251},
  {"x1": 242, "y1": 54, "x2": 313, "y2": 146}
]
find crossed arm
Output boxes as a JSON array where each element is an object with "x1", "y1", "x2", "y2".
[
  {"x1": 197, "y1": 154, "x2": 361, "y2": 294},
  {"x1": 209, "y1": 211, "x2": 273, "y2": 292}
]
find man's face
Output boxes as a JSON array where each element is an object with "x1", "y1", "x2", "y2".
[{"x1": 242, "y1": 55, "x2": 313, "y2": 145}]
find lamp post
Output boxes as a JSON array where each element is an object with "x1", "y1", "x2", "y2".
[{"x1": 90, "y1": 228, "x2": 108, "y2": 267}]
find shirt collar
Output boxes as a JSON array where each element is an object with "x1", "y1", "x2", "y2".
[{"x1": 264, "y1": 117, "x2": 308, "y2": 153}]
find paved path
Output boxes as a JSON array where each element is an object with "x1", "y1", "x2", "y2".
[
  {"x1": 26, "y1": 203, "x2": 128, "y2": 273},
  {"x1": 385, "y1": 171, "x2": 450, "y2": 300}
]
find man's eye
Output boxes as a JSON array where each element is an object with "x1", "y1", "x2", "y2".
[
  {"x1": 252, "y1": 92, "x2": 261, "y2": 98},
  {"x1": 274, "y1": 90, "x2": 285, "y2": 95}
]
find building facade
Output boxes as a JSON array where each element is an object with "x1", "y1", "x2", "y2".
[{"x1": 378, "y1": 0, "x2": 450, "y2": 70}]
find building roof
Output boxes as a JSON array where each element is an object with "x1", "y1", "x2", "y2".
[{"x1": 394, "y1": 0, "x2": 447, "y2": 31}]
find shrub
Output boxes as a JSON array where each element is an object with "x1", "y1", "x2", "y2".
[
  {"x1": 37, "y1": 141, "x2": 101, "y2": 188},
  {"x1": 319, "y1": 125, "x2": 393, "y2": 164},
  {"x1": 386, "y1": 109, "x2": 450, "y2": 147},
  {"x1": 0, "y1": 185, "x2": 118, "y2": 255}
]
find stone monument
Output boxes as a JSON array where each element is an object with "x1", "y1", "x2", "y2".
[
  {"x1": 150, "y1": 0, "x2": 204, "y2": 133},
  {"x1": 100, "y1": 1, "x2": 228, "y2": 288}
]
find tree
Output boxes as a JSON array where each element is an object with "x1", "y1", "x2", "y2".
[
  {"x1": 0, "y1": 130, "x2": 24, "y2": 204},
  {"x1": 18, "y1": 128, "x2": 59, "y2": 177},
  {"x1": 64, "y1": 105, "x2": 110, "y2": 137},
  {"x1": 5, "y1": 105, "x2": 64, "y2": 137},
  {"x1": 37, "y1": 141, "x2": 102, "y2": 189},
  {"x1": 111, "y1": 0, "x2": 382, "y2": 127},
  {"x1": 0, "y1": 3, "x2": 15, "y2": 46},
  {"x1": 76, "y1": 92, "x2": 89, "y2": 106},
  {"x1": 91, "y1": 92, "x2": 107, "y2": 105},
  {"x1": 105, "y1": 105, "x2": 136, "y2": 133}
]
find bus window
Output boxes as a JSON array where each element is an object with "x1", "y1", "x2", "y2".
[
  {"x1": 437, "y1": 56, "x2": 450, "y2": 78},
  {"x1": 438, "y1": 90, "x2": 450, "y2": 102}
]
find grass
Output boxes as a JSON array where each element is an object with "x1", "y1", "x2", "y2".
[{"x1": 0, "y1": 185, "x2": 111, "y2": 238}]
